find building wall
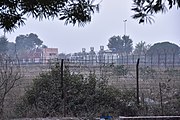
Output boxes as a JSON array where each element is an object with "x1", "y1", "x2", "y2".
[{"x1": 42, "y1": 48, "x2": 58, "y2": 63}]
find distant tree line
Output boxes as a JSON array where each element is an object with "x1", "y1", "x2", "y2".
[
  {"x1": 0, "y1": 33, "x2": 47, "y2": 58},
  {"x1": 67, "y1": 35, "x2": 180, "y2": 61},
  {"x1": 56, "y1": 35, "x2": 180, "y2": 68},
  {"x1": 106, "y1": 35, "x2": 180, "y2": 56},
  {"x1": 1, "y1": 33, "x2": 180, "y2": 58},
  {"x1": 1, "y1": 33, "x2": 180, "y2": 64},
  {"x1": 107, "y1": 35, "x2": 133, "y2": 55}
]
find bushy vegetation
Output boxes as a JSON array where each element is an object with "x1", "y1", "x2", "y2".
[
  {"x1": 15, "y1": 63, "x2": 138, "y2": 118},
  {"x1": 113, "y1": 65, "x2": 128, "y2": 76},
  {"x1": 139, "y1": 66, "x2": 157, "y2": 80}
]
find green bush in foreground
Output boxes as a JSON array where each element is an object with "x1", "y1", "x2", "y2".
[{"x1": 15, "y1": 63, "x2": 137, "y2": 118}]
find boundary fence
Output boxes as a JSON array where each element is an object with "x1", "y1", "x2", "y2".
[
  {"x1": 17, "y1": 54, "x2": 180, "y2": 69},
  {"x1": 68, "y1": 54, "x2": 180, "y2": 68}
]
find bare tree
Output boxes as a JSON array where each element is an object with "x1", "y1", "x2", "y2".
[{"x1": 0, "y1": 54, "x2": 22, "y2": 118}]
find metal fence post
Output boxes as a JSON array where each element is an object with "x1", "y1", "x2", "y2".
[{"x1": 136, "y1": 58, "x2": 140, "y2": 106}]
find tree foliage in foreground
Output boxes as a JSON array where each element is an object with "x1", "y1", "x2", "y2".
[
  {"x1": 0, "y1": 0, "x2": 99, "y2": 32},
  {"x1": 132, "y1": 0, "x2": 180, "y2": 24},
  {"x1": 0, "y1": 0, "x2": 179, "y2": 32},
  {"x1": 15, "y1": 62, "x2": 137, "y2": 118}
]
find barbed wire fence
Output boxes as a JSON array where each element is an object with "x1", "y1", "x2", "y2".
[{"x1": 65, "y1": 54, "x2": 180, "y2": 68}]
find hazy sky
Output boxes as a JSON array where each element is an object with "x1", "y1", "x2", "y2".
[{"x1": 1, "y1": 0, "x2": 180, "y2": 54}]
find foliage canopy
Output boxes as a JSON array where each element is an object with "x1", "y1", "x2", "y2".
[
  {"x1": 133, "y1": 41, "x2": 151, "y2": 55},
  {"x1": 0, "y1": 0, "x2": 99, "y2": 32},
  {"x1": 15, "y1": 33, "x2": 43, "y2": 51},
  {"x1": 107, "y1": 35, "x2": 133, "y2": 55},
  {"x1": 0, "y1": 36, "x2": 8, "y2": 53},
  {"x1": 0, "y1": 0, "x2": 179, "y2": 32},
  {"x1": 132, "y1": 0, "x2": 180, "y2": 24},
  {"x1": 147, "y1": 42, "x2": 180, "y2": 55}
]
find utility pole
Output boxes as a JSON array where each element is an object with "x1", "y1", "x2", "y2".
[{"x1": 123, "y1": 20, "x2": 127, "y2": 36}]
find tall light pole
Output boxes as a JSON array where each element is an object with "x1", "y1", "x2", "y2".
[
  {"x1": 3, "y1": 30, "x2": 6, "y2": 37},
  {"x1": 123, "y1": 20, "x2": 127, "y2": 36}
]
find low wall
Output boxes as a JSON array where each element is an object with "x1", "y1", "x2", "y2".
[{"x1": 119, "y1": 116, "x2": 180, "y2": 120}]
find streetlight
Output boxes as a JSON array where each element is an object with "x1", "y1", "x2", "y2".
[{"x1": 123, "y1": 20, "x2": 127, "y2": 36}]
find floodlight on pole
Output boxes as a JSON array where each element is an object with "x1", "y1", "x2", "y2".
[{"x1": 123, "y1": 20, "x2": 127, "y2": 36}]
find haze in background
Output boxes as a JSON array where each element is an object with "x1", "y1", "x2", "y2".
[{"x1": 1, "y1": 0, "x2": 180, "y2": 53}]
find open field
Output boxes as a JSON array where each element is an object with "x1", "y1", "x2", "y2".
[{"x1": 2, "y1": 62, "x2": 180, "y2": 118}]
